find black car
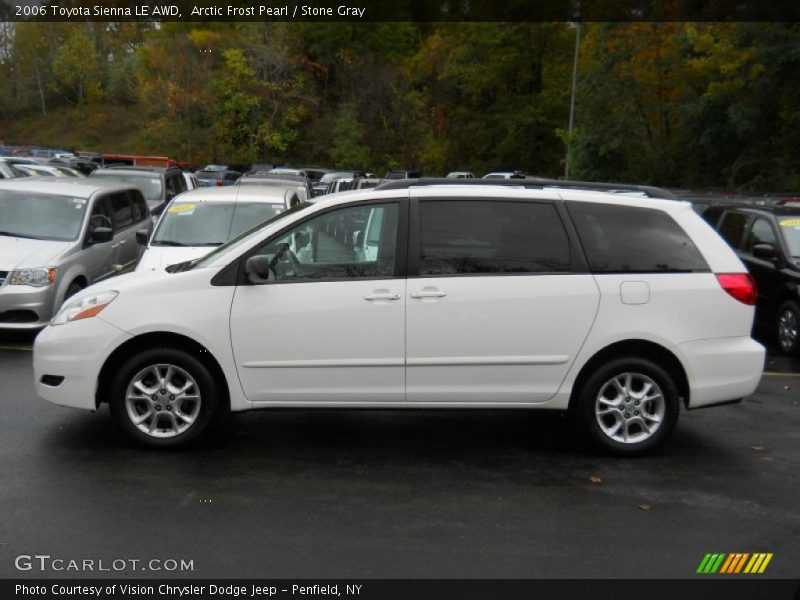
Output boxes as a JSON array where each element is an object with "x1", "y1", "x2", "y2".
[
  {"x1": 90, "y1": 166, "x2": 187, "y2": 216},
  {"x1": 704, "y1": 205, "x2": 800, "y2": 355}
]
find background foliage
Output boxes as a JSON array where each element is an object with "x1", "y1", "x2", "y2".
[{"x1": 1, "y1": 21, "x2": 799, "y2": 190}]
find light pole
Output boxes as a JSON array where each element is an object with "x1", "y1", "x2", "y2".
[{"x1": 565, "y1": 19, "x2": 581, "y2": 179}]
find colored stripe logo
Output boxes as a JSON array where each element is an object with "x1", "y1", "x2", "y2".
[{"x1": 697, "y1": 553, "x2": 773, "y2": 574}]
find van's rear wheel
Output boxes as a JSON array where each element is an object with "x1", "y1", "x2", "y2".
[
  {"x1": 109, "y1": 347, "x2": 222, "y2": 448},
  {"x1": 577, "y1": 357, "x2": 680, "y2": 456},
  {"x1": 776, "y1": 300, "x2": 800, "y2": 356}
]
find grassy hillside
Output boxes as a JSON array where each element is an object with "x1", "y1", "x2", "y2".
[{"x1": 0, "y1": 104, "x2": 150, "y2": 155}]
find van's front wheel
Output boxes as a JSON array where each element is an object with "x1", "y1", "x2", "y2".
[
  {"x1": 577, "y1": 357, "x2": 680, "y2": 456},
  {"x1": 109, "y1": 348, "x2": 222, "y2": 448}
]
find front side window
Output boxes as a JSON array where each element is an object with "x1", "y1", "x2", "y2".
[
  {"x1": 251, "y1": 202, "x2": 399, "y2": 282},
  {"x1": 568, "y1": 202, "x2": 709, "y2": 273},
  {"x1": 418, "y1": 200, "x2": 570, "y2": 276},
  {"x1": 746, "y1": 218, "x2": 778, "y2": 253},
  {"x1": 107, "y1": 192, "x2": 133, "y2": 229}
]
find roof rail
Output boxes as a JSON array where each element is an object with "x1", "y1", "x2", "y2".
[{"x1": 374, "y1": 177, "x2": 679, "y2": 200}]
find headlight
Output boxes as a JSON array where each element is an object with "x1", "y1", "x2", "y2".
[
  {"x1": 8, "y1": 267, "x2": 57, "y2": 287},
  {"x1": 51, "y1": 291, "x2": 118, "y2": 326}
]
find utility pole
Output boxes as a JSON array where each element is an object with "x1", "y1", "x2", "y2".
[{"x1": 565, "y1": 11, "x2": 581, "y2": 179}]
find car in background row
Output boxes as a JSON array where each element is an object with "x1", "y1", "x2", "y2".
[
  {"x1": 483, "y1": 171, "x2": 526, "y2": 179},
  {"x1": 91, "y1": 166, "x2": 187, "y2": 216},
  {"x1": 0, "y1": 160, "x2": 30, "y2": 179},
  {"x1": 16, "y1": 164, "x2": 84, "y2": 178},
  {"x1": 446, "y1": 171, "x2": 474, "y2": 179},
  {"x1": 0, "y1": 179, "x2": 152, "y2": 329},
  {"x1": 704, "y1": 204, "x2": 800, "y2": 355},
  {"x1": 384, "y1": 170, "x2": 422, "y2": 179},
  {"x1": 313, "y1": 171, "x2": 364, "y2": 196},
  {"x1": 236, "y1": 172, "x2": 313, "y2": 205},
  {"x1": 135, "y1": 186, "x2": 291, "y2": 273},
  {"x1": 34, "y1": 186, "x2": 764, "y2": 453},
  {"x1": 196, "y1": 168, "x2": 242, "y2": 187},
  {"x1": 183, "y1": 172, "x2": 200, "y2": 191}
]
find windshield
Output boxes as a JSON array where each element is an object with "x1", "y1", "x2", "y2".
[
  {"x1": 196, "y1": 170, "x2": 223, "y2": 180},
  {"x1": 779, "y1": 217, "x2": 800, "y2": 257},
  {"x1": 0, "y1": 189, "x2": 88, "y2": 241},
  {"x1": 153, "y1": 201, "x2": 284, "y2": 247},
  {"x1": 191, "y1": 202, "x2": 310, "y2": 269},
  {"x1": 91, "y1": 171, "x2": 163, "y2": 202}
]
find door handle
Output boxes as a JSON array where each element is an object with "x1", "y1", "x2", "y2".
[
  {"x1": 364, "y1": 291, "x2": 401, "y2": 301},
  {"x1": 410, "y1": 288, "x2": 447, "y2": 299}
]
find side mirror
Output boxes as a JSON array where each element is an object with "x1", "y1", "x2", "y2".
[
  {"x1": 136, "y1": 229, "x2": 149, "y2": 246},
  {"x1": 245, "y1": 255, "x2": 272, "y2": 284},
  {"x1": 90, "y1": 227, "x2": 113, "y2": 244},
  {"x1": 753, "y1": 243, "x2": 778, "y2": 261}
]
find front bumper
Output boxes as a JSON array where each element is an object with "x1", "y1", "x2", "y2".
[
  {"x1": 678, "y1": 336, "x2": 766, "y2": 409},
  {"x1": 0, "y1": 283, "x2": 57, "y2": 329},
  {"x1": 34, "y1": 317, "x2": 132, "y2": 410}
]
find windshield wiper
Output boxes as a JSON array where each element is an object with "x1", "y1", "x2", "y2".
[
  {"x1": 165, "y1": 258, "x2": 200, "y2": 273},
  {"x1": 0, "y1": 231, "x2": 37, "y2": 239},
  {"x1": 152, "y1": 240, "x2": 189, "y2": 247}
]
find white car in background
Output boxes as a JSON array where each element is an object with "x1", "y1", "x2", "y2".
[{"x1": 135, "y1": 186, "x2": 289, "y2": 273}]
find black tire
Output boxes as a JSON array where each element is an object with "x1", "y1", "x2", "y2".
[
  {"x1": 575, "y1": 357, "x2": 680, "y2": 456},
  {"x1": 64, "y1": 280, "x2": 84, "y2": 300},
  {"x1": 775, "y1": 300, "x2": 800, "y2": 356},
  {"x1": 109, "y1": 347, "x2": 225, "y2": 448}
]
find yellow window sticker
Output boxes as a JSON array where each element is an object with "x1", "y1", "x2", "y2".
[
  {"x1": 779, "y1": 218, "x2": 800, "y2": 227},
  {"x1": 168, "y1": 203, "x2": 196, "y2": 215}
]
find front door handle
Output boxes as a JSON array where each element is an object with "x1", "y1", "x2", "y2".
[
  {"x1": 364, "y1": 291, "x2": 401, "y2": 301},
  {"x1": 410, "y1": 288, "x2": 447, "y2": 299}
]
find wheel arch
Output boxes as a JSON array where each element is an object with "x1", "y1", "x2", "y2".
[
  {"x1": 568, "y1": 339, "x2": 690, "y2": 410},
  {"x1": 95, "y1": 331, "x2": 230, "y2": 410}
]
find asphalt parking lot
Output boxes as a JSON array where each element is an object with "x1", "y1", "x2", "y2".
[{"x1": 1, "y1": 330, "x2": 798, "y2": 579}]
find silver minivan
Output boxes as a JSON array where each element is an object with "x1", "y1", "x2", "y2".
[{"x1": 0, "y1": 178, "x2": 152, "y2": 329}]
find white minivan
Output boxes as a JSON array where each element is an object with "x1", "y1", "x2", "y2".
[{"x1": 33, "y1": 186, "x2": 765, "y2": 454}]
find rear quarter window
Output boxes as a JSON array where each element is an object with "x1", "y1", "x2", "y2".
[{"x1": 568, "y1": 202, "x2": 709, "y2": 273}]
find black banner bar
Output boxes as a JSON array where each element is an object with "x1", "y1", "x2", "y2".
[
  {"x1": 4, "y1": 579, "x2": 800, "y2": 600},
  {"x1": 5, "y1": 0, "x2": 800, "y2": 22}
]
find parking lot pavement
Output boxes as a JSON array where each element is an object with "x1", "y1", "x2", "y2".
[{"x1": 1, "y1": 338, "x2": 798, "y2": 580}]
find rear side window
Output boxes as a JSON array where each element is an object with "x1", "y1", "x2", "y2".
[
  {"x1": 718, "y1": 212, "x2": 750, "y2": 249},
  {"x1": 568, "y1": 203, "x2": 709, "y2": 273},
  {"x1": 418, "y1": 200, "x2": 571, "y2": 276}
]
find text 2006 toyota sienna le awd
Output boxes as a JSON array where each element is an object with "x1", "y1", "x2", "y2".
[{"x1": 33, "y1": 186, "x2": 766, "y2": 454}]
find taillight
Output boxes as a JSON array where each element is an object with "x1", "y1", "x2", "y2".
[
  {"x1": 215, "y1": 179, "x2": 223, "y2": 186},
  {"x1": 716, "y1": 273, "x2": 757, "y2": 305}
]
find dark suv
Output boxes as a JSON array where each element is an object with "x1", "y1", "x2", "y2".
[
  {"x1": 704, "y1": 205, "x2": 800, "y2": 355},
  {"x1": 90, "y1": 166, "x2": 187, "y2": 216}
]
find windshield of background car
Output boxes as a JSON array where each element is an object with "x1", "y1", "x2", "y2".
[
  {"x1": 153, "y1": 201, "x2": 284, "y2": 247},
  {"x1": 191, "y1": 202, "x2": 310, "y2": 269},
  {"x1": 778, "y1": 217, "x2": 800, "y2": 257},
  {"x1": 0, "y1": 189, "x2": 88, "y2": 241},
  {"x1": 320, "y1": 171, "x2": 352, "y2": 183},
  {"x1": 91, "y1": 172, "x2": 163, "y2": 202}
]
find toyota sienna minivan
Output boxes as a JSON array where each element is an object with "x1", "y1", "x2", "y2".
[{"x1": 33, "y1": 185, "x2": 765, "y2": 454}]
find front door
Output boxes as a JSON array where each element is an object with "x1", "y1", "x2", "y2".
[
  {"x1": 405, "y1": 195, "x2": 600, "y2": 404},
  {"x1": 230, "y1": 200, "x2": 407, "y2": 404}
]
